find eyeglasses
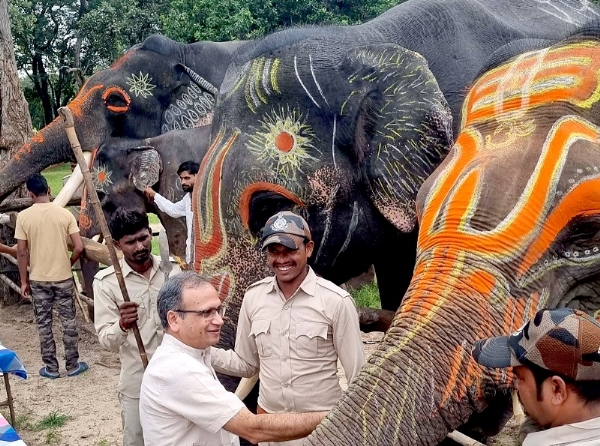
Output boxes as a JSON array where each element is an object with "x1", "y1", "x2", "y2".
[{"x1": 174, "y1": 305, "x2": 225, "y2": 320}]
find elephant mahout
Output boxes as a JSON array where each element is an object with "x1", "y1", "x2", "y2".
[
  {"x1": 0, "y1": 34, "x2": 245, "y2": 203},
  {"x1": 82, "y1": 127, "x2": 211, "y2": 258},
  {"x1": 305, "y1": 33, "x2": 600, "y2": 445}
]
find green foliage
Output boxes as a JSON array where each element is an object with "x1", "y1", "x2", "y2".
[
  {"x1": 161, "y1": 0, "x2": 406, "y2": 42},
  {"x1": 44, "y1": 429, "x2": 61, "y2": 445},
  {"x1": 96, "y1": 440, "x2": 110, "y2": 446},
  {"x1": 350, "y1": 282, "x2": 381, "y2": 309}
]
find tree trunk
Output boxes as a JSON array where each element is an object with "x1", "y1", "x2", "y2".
[{"x1": 0, "y1": 0, "x2": 33, "y2": 304}]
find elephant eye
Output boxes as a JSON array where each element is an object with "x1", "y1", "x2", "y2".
[{"x1": 103, "y1": 86, "x2": 131, "y2": 114}]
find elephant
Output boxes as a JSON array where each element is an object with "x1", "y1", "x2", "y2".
[
  {"x1": 304, "y1": 34, "x2": 600, "y2": 444},
  {"x1": 83, "y1": 127, "x2": 212, "y2": 258},
  {"x1": 0, "y1": 34, "x2": 246, "y2": 203}
]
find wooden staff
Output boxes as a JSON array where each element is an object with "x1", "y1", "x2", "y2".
[{"x1": 58, "y1": 107, "x2": 148, "y2": 368}]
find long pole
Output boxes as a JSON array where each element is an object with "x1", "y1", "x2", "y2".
[{"x1": 58, "y1": 107, "x2": 148, "y2": 368}]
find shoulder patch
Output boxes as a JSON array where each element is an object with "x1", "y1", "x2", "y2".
[
  {"x1": 245, "y1": 276, "x2": 273, "y2": 293},
  {"x1": 316, "y1": 277, "x2": 349, "y2": 298},
  {"x1": 94, "y1": 265, "x2": 116, "y2": 280}
]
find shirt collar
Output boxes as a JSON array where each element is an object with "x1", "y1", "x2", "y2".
[
  {"x1": 121, "y1": 255, "x2": 160, "y2": 279},
  {"x1": 523, "y1": 416, "x2": 600, "y2": 445},
  {"x1": 268, "y1": 266, "x2": 317, "y2": 297},
  {"x1": 162, "y1": 333, "x2": 211, "y2": 362}
]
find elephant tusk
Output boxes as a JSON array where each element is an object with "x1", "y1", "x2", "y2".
[
  {"x1": 53, "y1": 152, "x2": 92, "y2": 207},
  {"x1": 178, "y1": 64, "x2": 219, "y2": 96},
  {"x1": 512, "y1": 388, "x2": 525, "y2": 425},
  {"x1": 235, "y1": 374, "x2": 259, "y2": 401}
]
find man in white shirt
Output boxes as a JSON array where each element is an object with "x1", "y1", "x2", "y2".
[
  {"x1": 144, "y1": 160, "x2": 198, "y2": 264},
  {"x1": 139, "y1": 272, "x2": 327, "y2": 446},
  {"x1": 472, "y1": 308, "x2": 600, "y2": 446}
]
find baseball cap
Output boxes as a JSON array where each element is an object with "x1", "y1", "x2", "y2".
[
  {"x1": 261, "y1": 211, "x2": 311, "y2": 250},
  {"x1": 472, "y1": 308, "x2": 600, "y2": 381}
]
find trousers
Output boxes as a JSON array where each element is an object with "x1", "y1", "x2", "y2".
[
  {"x1": 118, "y1": 393, "x2": 144, "y2": 446},
  {"x1": 30, "y1": 279, "x2": 79, "y2": 372}
]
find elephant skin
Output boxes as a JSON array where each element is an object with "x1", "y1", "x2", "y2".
[
  {"x1": 305, "y1": 34, "x2": 600, "y2": 445},
  {"x1": 82, "y1": 127, "x2": 211, "y2": 259},
  {"x1": 0, "y1": 34, "x2": 246, "y2": 201}
]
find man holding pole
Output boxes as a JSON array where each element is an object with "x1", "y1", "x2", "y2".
[
  {"x1": 94, "y1": 208, "x2": 180, "y2": 446},
  {"x1": 16, "y1": 174, "x2": 87, "y2": 379}
]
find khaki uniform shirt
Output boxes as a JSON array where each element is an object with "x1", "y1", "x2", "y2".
[
  {"x1": 15, "y1": 202, "x2": 79, "y2": 281},
  {"x1": 212, "y1": 267, "x2": 365, "y2": 414},
  {"x1": 140, "y1": 334, "x2": 244, "y2": 446},
  {"x1": 523, "y1": 416, "x2": 600, "y2": 445},
  {"x1": 94, "y1": 255, "x2": 180, "y2": 398}
]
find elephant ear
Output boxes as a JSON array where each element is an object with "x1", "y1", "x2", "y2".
[
  {"x1": 128, "y1": 147, "x2": 162, "y2": 191},
  {"x1": 339, "y1": 44, "x2": 453, "y2": 233},
  {"x1": 161, "y1": 64, "x2": 217, "y2": 133}
]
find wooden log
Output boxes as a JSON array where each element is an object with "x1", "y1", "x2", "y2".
[
  {"x1": 59, "y1": 106, "x2": 148, "y2": 369},
  {"x1": 0, "y1": 273, "x2": 22, "y2": 297},
  {"x1": 80, "y1": 237, "x2": 118, "y2": 266},
  {"x1": 0, "y1": 195, "x2": 82, "y2": 213}
]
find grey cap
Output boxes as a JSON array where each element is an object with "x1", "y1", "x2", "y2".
[{"x1": 261, "y1": 211, "x2": 311, "y2": 250}]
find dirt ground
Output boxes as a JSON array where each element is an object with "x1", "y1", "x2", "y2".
[{"x1": 0, "y1": 302, "x2": 519, "y2": 446}]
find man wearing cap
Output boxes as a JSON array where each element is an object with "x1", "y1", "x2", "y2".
[
  {"x1": 211, "y1": 211, "x2": 365, "y2": 446},
  {"x1": 472, "y1": 308, "x2": 600, "y2": 445}
]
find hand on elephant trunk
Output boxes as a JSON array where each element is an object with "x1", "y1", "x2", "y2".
[{"x1": 143, "y1": 187, "x2": 156, "y2": 199}]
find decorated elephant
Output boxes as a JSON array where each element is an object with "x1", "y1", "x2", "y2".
[
  {"x1": 0, "y1": 34, "x2": 245, "y2": 203},
  {"x1": 303, "y1": 33, "x2": 600, "y2": 445},
  {"x1": 191, "y1": 0, "x2": 600, "y2": 314},
  {"x1": 83, "y1": 127, "x2": 211, "y2": 257}
]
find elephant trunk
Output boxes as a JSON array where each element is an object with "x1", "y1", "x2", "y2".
[
  {"x1": 305, "y1": 253, "x2": 532, "y2": 445},
  {"x1": 0, "y1": 116, "x2": 73, "y2": 201}
]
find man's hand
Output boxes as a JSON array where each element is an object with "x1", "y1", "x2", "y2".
[
  {"x1": 119, "y1": 302, "x2": 139, "y2": 331},
  {"x1": 20, "y1": 281, "x2": 31, "y2": 301},
  {"x1": 143, "y1": 187, "x2": 156, "y2": 199}
]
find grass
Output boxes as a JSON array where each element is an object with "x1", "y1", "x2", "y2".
[
  {"x1": 44, "y1": 429, "x2": 61, "y2": 445},
  {"x1": 36, "y1": 411, "x2": 70, "y2": 430},
  {"x1": 42, "y1": 163, "x2": 71, "y2": 196},
  {"x1": 96, "y1": 439, "x2": 110, "y2": 446},
  {"x1": 350, "y1": 282, "x2": 381, "y2": 309},
  {"x1": 14, "y1": 410, "x2": 69, "y2": 445}
]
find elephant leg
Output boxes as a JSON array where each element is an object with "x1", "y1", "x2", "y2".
[{"x1": 374, "y1": 227, "x2": 418, "y2": 311}]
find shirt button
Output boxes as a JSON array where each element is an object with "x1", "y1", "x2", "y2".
[
  {"x1": 282, "y1": 357, "x2": 287, "y2": 362},
  {"x1": 284, "y1": 383, "x2": 289, "y2": 388},
  {"x1": 283, "y1": 305, "x2": 289, "y2": 310}
]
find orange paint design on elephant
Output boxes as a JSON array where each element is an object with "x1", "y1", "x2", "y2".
[
  {"x1": 193, "y1": 129, "x2": 238, "y2": 274},
  {"x1": 404, "y1": 41, "x2": 600, "y2": 412},
  {"x1": 110, "y1": 50, "x2": 136, "y2": 69},
  {"x1": 102, "y1": 86, "x2": 131, "y2": 113},
  {"x1": 238, "y1": 182, "x2": 305, "y2": 230},
  {"x1": 462, "y1": 42, "x2": 600, "y2": 128},
  {"x1": 68, "y1": 85, "x2": 104, "y2": 119},
  {"x1": 14, "y1": 118, "x2": 59, "y2": 161}
]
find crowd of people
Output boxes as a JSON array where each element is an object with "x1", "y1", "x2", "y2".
[{"x1": 10, "y1": 167, "x2": 600, "y2": 446}]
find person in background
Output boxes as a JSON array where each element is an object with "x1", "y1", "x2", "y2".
[
  {"x1": 144, "y1": 161, "x2": 198, "y2": 265},
  {"x1": 15, "y1": 174, "x2": 87, "y2": 379}
]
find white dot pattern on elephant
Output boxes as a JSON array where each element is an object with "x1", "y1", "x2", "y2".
[{"x1": 162, "y1": 83, "x2": 215, "y2": 133}]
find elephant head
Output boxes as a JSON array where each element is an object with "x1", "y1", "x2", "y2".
[
  {"x1": 82, "y1": 127, "x2": 211, "y2": 257},
  {"x1": 305, "y1": 36, "x2": 600, "y2": 445},
  {"x1": 192, "y1": 41, "x2": 452, "y2": 370},
  {"x1": 0, "y1": 34, "x2": 246, "y2": 202}
]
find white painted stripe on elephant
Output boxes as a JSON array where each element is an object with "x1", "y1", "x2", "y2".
[
  {"x1": 332, "y1": 200, "x2": 360, "y2": 266},
  {"x1": 314, "y1": 186, "x2": 339, "y2": 263},
  {"x1": 534, "y1": 0, "x2": 600, "y2": 25},
  {"x1": 309, "y1": 54, "x2": 329, "y2": 107},
  {"x1": 294, "y1": 56, "x2": 320, "y2": 109},
  {"x1": 331, "y1": 114, "x2": 338, "y2": 168},
  {"x1": 262, "y1": 58, "x2": 273, "y2": 96}
]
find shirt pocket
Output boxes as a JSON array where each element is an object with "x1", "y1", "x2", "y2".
[
  {"x1": 295, "y1": 321, "x2": 329, "y2": 359},
  {"x1": 128, "y1": 292, "x2": 148, "y2": 328},
  {"x1": 250, "y1": 319, "x2": 272, "y2": 358}
]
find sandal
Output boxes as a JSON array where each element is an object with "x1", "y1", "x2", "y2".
[
  {"x1": 67, "y1": 361, "x2": 89, "y2": 377},
  {"x1": 39, "y1": 366, "x2": 60, "y2": 379}
]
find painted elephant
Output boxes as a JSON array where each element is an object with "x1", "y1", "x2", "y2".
[
  {"x1": 83, "y1": 127, "x2": 211, "y2": 258},
  {"x1": 305, "y1": 34, "x2": 600, "y2": 444},
  {"x1": 0, "y1": 34, "x2": 246, "y2": 203},
  {"x1": 194, "y1": 39, "x2": 453, "y2": 382},
  {"x1": 192, "y1": 0, "x2": 600, "y2": 314}
]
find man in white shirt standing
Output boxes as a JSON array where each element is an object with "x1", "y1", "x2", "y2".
[
  {"x1": 472, "y1": 308, "x2": 600, "y2": 446},
  {"x1": 144, "y1": 160, "x2": 198, "y2": 264},
  {"x1": 139, "y1": 272, "x2": 327, "y2": 446}
]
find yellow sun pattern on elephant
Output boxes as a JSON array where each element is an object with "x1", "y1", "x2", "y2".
[{"x1": 246, "y1": 107, "x2": 319, "y2": 180}]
